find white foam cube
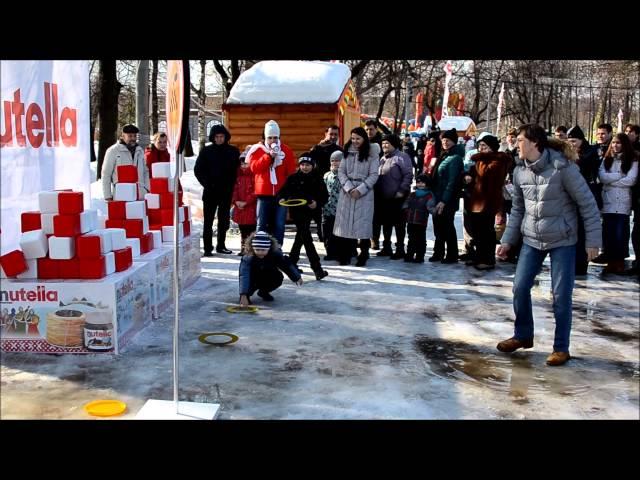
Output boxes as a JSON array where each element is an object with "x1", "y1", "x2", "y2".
[
  {"x1": 126, "y1": 200, "x2": 146, "y2": 219},
  {"x1": 106, "y1": 228, "x2": 127, "y2": 251},
  {"x1": 178, "y1": 207, "x2": 185, "y2": 223},
  {"x1": 96, "y1": 214, "x2": 107, "y2": 229},
  {"x1": 20, "y1": 229, "x2": 49, "y2": 259},
  {"x1": 38, "y1": 191, "x2": 59, "y2": 214},
  {"x1": 16, "y1": 258, "x2": 38, "y2": 279},
  {"x1": 145, "y1": 193, "x2": 160, "y2": 210},
  {"x1": 125, "y1": 238, "x2": 141, "y2": 258},
  {"x1": 162, "y1": 225, "x2": 183, "y2": 243},
  {"x1": 104, "y1": 251, "x2": 116, "y2": 275},
  {"x1": 41, "y1": 213, "x2": 55, "y2": 235},
  {"x1": 80, "y1": 209, "x2": 98, "y2": 233},
  {"x1": 90, "y1": 229, "x2": 112, "y2": 254},
  {"x1": 142, "y1": 216, "x2": 149, "y2": 234},
  {"x1": 114, "y1": 183, "x2": 137, "y2": 201},
  {"x1": 0, "y1": 265, "x2": 7, "y2": 278},
  {"x1": 168, "y1": 178, "x2": 175, "y2": 193},
  {"x1": 48, "y1": 236, "x2": 75, "y2": 259},
  {"x1": 152, "y1": 162, "x2": 172, "y2": 179},
  {"x1": 151, "y1": 230, "x2": 162, "y2": 249}
]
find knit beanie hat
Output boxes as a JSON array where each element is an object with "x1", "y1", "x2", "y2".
[
  {"x1": 440, "y1": 128, "x2": 458, "y2": 144},
  {"x1": 298, "y1": 152, "x2": 315, "y2": 166},
  {"x1": 567, "y1": 125, "x2": 586, "y2": 141},
  {"x1": 381, "y1": 133, "x2": 401, "y2": 149},
  {"x1": 477, "y1": 134, "x2": 500, "y2": 152},
  {"x1": 122, "y1": 124, "x2": 139, "y2": 134},
  {"x1": 330, "y1": 150, "x2": 344, "y2": 162},
  {"x1": 264, "y1": 120, "x2": 280, "y2": 138},
  {"x1": 252, "y1": 231, "x2": 272, "y2": 249}
]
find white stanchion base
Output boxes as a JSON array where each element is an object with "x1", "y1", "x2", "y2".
[{"x1": 135, "y1": 399, "x2": 220, "y2": 420}]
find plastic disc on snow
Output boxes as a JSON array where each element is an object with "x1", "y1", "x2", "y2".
[
  {"x1": 84, "y1": 399, "x2": 127, "y2": 417},
  {"x1": 198, "y1": 332, "x2": 239, "y2": 346},
  {"x1": 226, "y1": 305, "x2": 258, "y2": 314},
  {"x1": 278, "y1": 198, "x2": 307, "y2": 207}
]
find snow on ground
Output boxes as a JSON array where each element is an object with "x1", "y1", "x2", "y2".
[{"x1": 2, "y1": 144, "x2": 638, "y2": 419}]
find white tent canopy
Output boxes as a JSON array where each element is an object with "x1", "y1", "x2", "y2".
[
  {"x1": 226, "y1": 61, "x2": 351, "y2": 104},
  {"x1": 437, "y1": 116, "x2": 476, "y2": 132}
]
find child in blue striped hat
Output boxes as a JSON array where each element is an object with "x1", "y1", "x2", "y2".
[{"x1": 238, "y1": 231, "x2": 303, "y2": 305}]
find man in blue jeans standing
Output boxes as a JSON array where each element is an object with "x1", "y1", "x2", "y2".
[
  {"x1": 247, "y1": 120, "x2": 298, "y2": 246},
  {"x1": 496, "y1": 124, "x2": 602, "y2": 366}
]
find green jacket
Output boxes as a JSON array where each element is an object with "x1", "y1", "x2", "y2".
[{"x1": 433, "y1": 145, "x2": 464, "y2": 210}]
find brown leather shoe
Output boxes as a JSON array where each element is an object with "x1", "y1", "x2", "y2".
[
  {"x1": 496, "y1": 337, "x2": 534, "y2": 353},
  {"x1": 546, "y1": 351, "x2": 570, "y2": 366}
]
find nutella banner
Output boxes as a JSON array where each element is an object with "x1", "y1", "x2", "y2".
[{"x1": 0, "y1": 60, "x2": 90, "y2": 254}]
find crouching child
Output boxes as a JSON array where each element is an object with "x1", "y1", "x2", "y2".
[
  {"x1": 238, "y1": 231, "x2": 303, "y2": 305},
  {"x1": 403, "y1": 174, "x2": 436, "y2": 263}
]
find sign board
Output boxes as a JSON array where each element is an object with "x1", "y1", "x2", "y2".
[{"x1": 165, "y1": 60, "x2": 190, "y2": 178}]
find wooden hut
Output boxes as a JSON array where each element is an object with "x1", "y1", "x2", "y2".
[
  {"x1": 437, "y1": 116, "x2": 478, "y2": 137},
  {"x1": 222, "y1": 61, "x2": 361, "y2": 157}
]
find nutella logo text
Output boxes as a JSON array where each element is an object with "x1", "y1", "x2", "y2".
[
  {"x1": 1, "y1": 83, "x2": 77, "y2": 148},
  {"x1": 0, "y1": 285, "x2": 59, "y2": 303}
]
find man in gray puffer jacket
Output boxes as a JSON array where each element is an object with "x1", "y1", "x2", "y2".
[{"x1": 496, "y1": 124, "x2": 601, "y2": 367}]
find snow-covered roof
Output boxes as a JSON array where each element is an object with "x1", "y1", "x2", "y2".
[
  {"x1": 437, "y1": 116, "x2": 476, "y2": 131},
  {"x1": 226, "y1": 61, "x2": 352, "y2": 105}
]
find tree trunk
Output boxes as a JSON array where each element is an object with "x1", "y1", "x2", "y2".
[
  {"x1": 151, "y1": 59, "x2": 159, "y2": 134},
  {"x1": 184, "y1": 128, "x2": 194, "y2": 157},
  {"x1": 97, "y1": 60, "x2": 122, "y2": 180},
  {"x1": 136, "y1": 60, "x2": 150, "y2": 148},
  {"x1": 198, "y1": 60, "x2": 207, "y2": 152}
]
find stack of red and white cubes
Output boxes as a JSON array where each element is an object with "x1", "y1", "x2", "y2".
[
  {"x1": 145, "y1": 162, "x2": 192, "y2": 243},
  {"x1": 105, "y1": 165, "x2": 156, "y2": 257},
  {"x1": 0, "y1": 189, "x2": 133, "y2": 280}
]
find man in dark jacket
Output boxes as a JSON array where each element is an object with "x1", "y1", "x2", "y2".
[
  {"x1": 402, "y1": 134, "x2": 418, "y2": 174},
  {"x1": 365, "y1": 120, "x2": 383, "y2": 155},
  {"x1": 194, "y1": 124, "x2": 240, "y2": 255}
]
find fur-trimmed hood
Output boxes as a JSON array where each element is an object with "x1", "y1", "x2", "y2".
[{"x1": 514, "y1": 139, "x2": 577, "y2": 174}]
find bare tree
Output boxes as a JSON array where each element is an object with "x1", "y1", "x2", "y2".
[
  {"x1": 96, "y1": 60, "x2": 122, "y2": 179},
  {"x1": 151, "y1": 59, "x2": 159, "y2": 134},
  {"x1": 190, "y1": 60, "x2": 208, "y2": 151}
]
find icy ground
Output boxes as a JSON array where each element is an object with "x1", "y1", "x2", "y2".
[{"x1": 1, "y1": 146, "x2": 638, "y2": 419}]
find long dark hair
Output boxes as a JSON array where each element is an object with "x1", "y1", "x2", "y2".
[
  {"x1": 604, "y1": 133, "x2": 638, "y2": 173},
  {"x1": 343, "y1": 127, "x2": 370, "y2": 161}
]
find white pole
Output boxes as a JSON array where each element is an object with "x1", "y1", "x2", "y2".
[{"x1": 172, "y1": 152, "x2": 182, "y2": 412}]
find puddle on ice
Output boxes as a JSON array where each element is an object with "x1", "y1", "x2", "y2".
[{"x1": 414, "y1": 336, "x2": 599, "y2": 401}]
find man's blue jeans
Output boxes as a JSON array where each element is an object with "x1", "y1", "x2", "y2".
[
  {"x1": 256, "y1": 196, "x2": 287, "y2": 246},
  {"x1": 513, "y1": 243, "x2": 576, "y2": 353}
]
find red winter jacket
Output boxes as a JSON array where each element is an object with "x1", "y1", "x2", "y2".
[
  {"x1": 249, "y1": 142, "x2": 298, "y2": 196},
  {"x1": 232, "y1": 166, "x2": 257, "y2": 225},
  {"x1": 145, "y1": 146, "x2": 171, "y2": 178}
]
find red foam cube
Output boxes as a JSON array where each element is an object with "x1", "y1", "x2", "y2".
[
  {"x1": 148, "y1": 209, "x2": 162, "y2": 225},
  {"x1": 183, "y1": 221, "x2": 191, "y2": 237},
  {"x1": 53, "y1": 214, "x2": 81, "y2": 237},
  {"x1": 124, "y1": 219, "x2": 143, "y2": 238},
  {"x1": 36, "y1": 257, "x2": 59, "y2": 279},
  {"x1": 21, "y1": 211, "x2": 42, "y2": 233},
  {"x1": 76, "y1": 235, "x2": 102, "y2": 259},
  {"x1": 106, "y1": 219, "x2": 126, "y2": 229},
  {"x1": 113, "y1": 247, "x2": 133, "y2": 272},
  {"x1": 117, "y1": 165, "x2": 138, "y2": 183},
  {"x1": 178, "y1": 191, "x2": 183, "y2": 206},
  {"x1": 160, "y1": 208, "x2": 174, "y2": 226},
  {"x1": 107, "y1": 200, "x2": 127, "y2": 220},
  {"x1": 139, "y1": 232, "x2": 153, "y2": 254},
  {"x1": 150, "y1": 178, "x2": 169, "y2": 193},
  {"x1": 58, "y1": 258, "x2": 80, "y2": 279},
  {"x1": 0, "y1": 250, "x2": 28, "y2": 277},
  {"x1": 159, "y1": 193, "x2": 174, "y2": 209},
  {"x1": 58, "y1": 191, "x2": 84, "y2": 215},
  {"x1": 79, "y1": 256, "x2": 106, "y2": 279},
  {"x1": 149, "y1": 224, "x2": 162, "y2": 232}
]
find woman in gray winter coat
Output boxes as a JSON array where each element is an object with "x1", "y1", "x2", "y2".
[{"x1": 333, "y1": 127, "x2": 380, "y2": 266}]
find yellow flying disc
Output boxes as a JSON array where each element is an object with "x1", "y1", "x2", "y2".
[
  {"x1": 198, "y1": 332, "x2": 239, "y2": 346},
  {"x1": 84, "y1": 399, "x2": 127, "y2": 417},
  {"x1": 278, "y1": 198, "x2": 307, "y2": 207},
  {"x1": 226, "y1": 305, "x2": 258, "y2": 314}
]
